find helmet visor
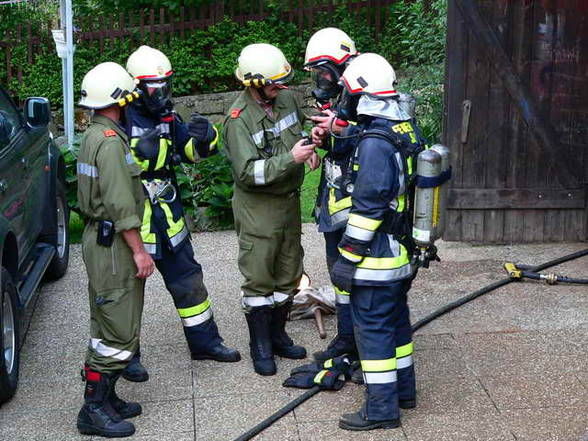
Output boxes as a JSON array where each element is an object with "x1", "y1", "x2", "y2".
[
  {"x1": 140, "y1": 79, "x2": 172, "y2": 113},
  {"x1": 310, "y1": 65, "x2": 342, "y2": 103}
]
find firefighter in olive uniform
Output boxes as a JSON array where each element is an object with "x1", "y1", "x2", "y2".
[
  {"x1": 121, "y1": 46, "x2": 240, "y2": 382},
  {"x1": 223, "y1": 44, "x2": 321, "y2": 376},
  {"x1": 304, "y1": 28, "x2": 361, "y2": 361},
  {"x1": 76, "y1": 62, "x2": 155, "y2": 437},
  {"x1": 331, "y1": 54, "x2": 426, "y2": 431}
]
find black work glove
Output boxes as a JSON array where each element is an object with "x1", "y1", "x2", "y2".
[
  {"x1": 134, "y1": 127, "x2": 161, "y2": 160},
  {"x1": 188, "y1": 113, "x2": 214, "y2": 144},
  {"x1": 331, "y1": 256, "x2": 357, "y2": 293},
  {"x1": 290, "y1": 355, "x2": 355, "y2": 379},
  {"x1": 283, "y1": 369, "x2": 346, "y2": 391}
]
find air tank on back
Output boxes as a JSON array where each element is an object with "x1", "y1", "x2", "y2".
[{"x1": 412, "y1": 144, "x2": 450, "y2": 249}]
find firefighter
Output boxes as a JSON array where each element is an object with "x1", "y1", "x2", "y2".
[
  {"x1": 223, "y1": 43, "x2": 322, "y2": 376},
  {"x1": 122, "y1": 46, "x2": 240, "y2": 382},
  {"x1": 303, "y1": 27, "x2": 361, "y2": 361},
  {"x1": 76, "y1": 62, "x2": 154, "y2": 437},
  {"x1": 331, "y1": 53, "x2": 425, "y2": 431}
]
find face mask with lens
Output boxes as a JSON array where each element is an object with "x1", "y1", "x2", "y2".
[
  {"x1": 310, "y1": 64, "x2": 343, "y2": 106},
  {"x1": 139, "y1": 79, "x2": 173, "y2": 115},
  {"x1": 336, "y1": 89, "x2": 360, "y2": 122}
]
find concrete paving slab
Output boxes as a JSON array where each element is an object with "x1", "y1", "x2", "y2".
[
  {"x1": 412, "y1": 348, "x2": 473, "y2": 380},
  {"x1": 97, "y1": 431, "x2": 194, "y2": 441},
  {"x1": 118, "y1": 363, "x2": 193, "y2": 403},
  {"x1": 3, "y1": 226, "x2": 586, "y2": 440},
  {"x1": 294, "y1": 383, "x2": 364, "y2": 422},
  {"x1": 130, "y1": 399, "x2": 194, "y2": 437},
  {"x1": 192, "y1": 354, "x2": 300, "y2": 398},
  {"x1": 193, "y1": 390, "x2": 299, "y2": 441},
  {"x1": 401, "y1": 411, "x2": 516, "y2": 441},
  {"x1": 410, "y1": 376, "x2": 497, "y2": 415},
  {"x1": 501, "y1": 406, "x2": 588, "y2": 441},
  {"x1": 297, "y1": 420, "x2": 408, "y2": 441},
  {"x1": 0, "y1": 408, "x2": 86, "y2": 440},
  {"x1": 480, "y1": 373, "x2": 587, "y2": 411},
  {"x1": 454, "y1": 331, "x2": 588, "y2": 377}
]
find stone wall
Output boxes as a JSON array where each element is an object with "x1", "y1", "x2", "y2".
[
  {"x1": 173, "y1": 84, "x2": 315, "y2": 124},
  {"x1": 51, "y1": 84, "x2": 315, "y2": 135}
]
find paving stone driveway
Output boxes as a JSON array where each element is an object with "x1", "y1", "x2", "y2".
[{"x1": 1, "y1": 225, "x2": 587, "y2": 440}]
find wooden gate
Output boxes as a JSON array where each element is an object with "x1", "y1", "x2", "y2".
[{"x1": 443, "y1": 0, "x2": 588, "y2": 243}]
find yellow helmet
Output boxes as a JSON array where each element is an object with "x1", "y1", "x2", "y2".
[
  {"x1": 304, "y1": 27, "x2": 357, "y2": 67},
  {"x1": 340, "y1": 53, "x2": 398, "y2": 97},
  {"x1": 79, "y1": 62, "x2": 137, "y2": 109},
  {"x1": 126, "y1": 45, "x2": 173, "y2": 80},
  {"x1": 235, "y1": 43, "x2": 293, "y2": 88}
]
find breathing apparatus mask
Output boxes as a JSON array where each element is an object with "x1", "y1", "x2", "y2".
[
  {"x1": 309, "y1": 63, "x2": 343, "y2": 106},
  {"x1": 139, "y1": 78, "x2": 173, "y2": 116},
  {"x1": 335, "y1": 89, "x2": 360, "y2": 123}
]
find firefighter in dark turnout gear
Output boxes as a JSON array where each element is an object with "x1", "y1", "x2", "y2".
[
  {"x1": 304, "y1": 28, "x2": 361, "y2": 362},
  {"x1": 123, "y1": 46, "x2": 240, "y2": 380},
  {"x1": 223, "y1": 44, "x2": 322, "y2": 376},
  {"x1": 331, "y1": 54, "x2": 425, "y2": 431},
  {"x1": 76, "y1": 62, "x2": 155, "y2": 437}
]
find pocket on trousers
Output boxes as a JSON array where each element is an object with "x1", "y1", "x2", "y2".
[{"x1": 238, "y1": 238, "x2": 253, "y2": 251}]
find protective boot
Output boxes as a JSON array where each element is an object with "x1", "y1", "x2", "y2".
[
  {"x1": 270, "y1": 302, "x2": 307, "y2": 359},
  {"x1": 245, "y1": 307, "x2": 277, "y2": 376},
  {"x1": 190, "y1": 319, "x2": 241, "y2": 362},
  {"x1": 77, "y1": 369, "x2": 136, "y2": 438},
  {"x1": 339, "y1": 411, "x2": 400, "y2": 431},
  {"x1": 108, "y1": 373, "x2": 142, "y2": 419},
  {"x1": 313, "y1": 303, "x2": 356, "y2": 361},
  {"x1": 121, "y1": 348, "x2": 149, "y2": 382}
]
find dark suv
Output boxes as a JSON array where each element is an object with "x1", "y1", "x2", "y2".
[{"x1": 0, "y1": 86, "x2": 70, "y2": 404}]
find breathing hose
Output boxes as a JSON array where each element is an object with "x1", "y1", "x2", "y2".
[{"x1": 233, "y1": 247, "x2": 588, "y2": 441}]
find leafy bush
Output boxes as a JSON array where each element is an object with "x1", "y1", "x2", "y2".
[{"x1": 5, "y1": 0, "x2": 447, "y2": 229}]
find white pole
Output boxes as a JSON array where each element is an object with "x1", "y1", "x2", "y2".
[{"x1": 59, "y1": 0, "x2": 74, "y2": 147}]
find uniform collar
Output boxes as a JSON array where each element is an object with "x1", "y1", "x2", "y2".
[
  {"x1": 243, "y1": 88, "x2": 288, "y2": 123},
  {"x1": 91, "y1": 113, "x2": 128, "y2": 141}
]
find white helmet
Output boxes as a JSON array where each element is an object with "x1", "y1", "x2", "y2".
[
  {"x1": 235, "y1": 43, "x2": 293, "y2": 87},
  {"x1": 304, "y1": 27, "x2": 357, "y2": 67},
  {"x1": 79, "y1": 62, "x2": 137, "y2": 109},
  {"x1": 340, "y1": 53, "x2": 398, "y2": 98},
  {"x1": 126, "y1": 45, "x2": 173, "y2": 80}
]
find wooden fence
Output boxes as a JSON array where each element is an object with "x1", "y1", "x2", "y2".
[{"x1": 0, "y1": 0, "x2": 431, "y2": 84}]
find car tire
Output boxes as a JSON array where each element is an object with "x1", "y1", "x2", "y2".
[
  {"x1": 0, "y1": 267, "x2": 19, "y2": 405},
  {"x1": 44, "y1": 180, "x2": 70, "y2": 281}
]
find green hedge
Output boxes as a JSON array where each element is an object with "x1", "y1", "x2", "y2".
[{"x1": 11, "y1": 0, "x2": 447, "y2": 230}]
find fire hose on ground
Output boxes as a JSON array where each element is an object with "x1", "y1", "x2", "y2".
[{"x1": 233, "y1": 247, "x2": 588, "y2": 441}]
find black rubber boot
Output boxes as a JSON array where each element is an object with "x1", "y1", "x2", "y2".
[
  {"x1": 313, "y1": 333, "x2": 356, "y2": 361},
  {"x1": 191, "y1": 343, "x2": 241, "y2": 362},
  {"x1": 271, "y1": 302, "x2": 307, "y2": 359},
  {"x1": 121, "y1": 349, "x2": 149, "y2": 383},
  {"x1": 339, "y1": 411, "x2": 400, "y2": 431},
  {"x1": 108, "y1": 373, "x2": 142, "y2": 419},
  {"x1": 245, "y1": 307, "x2": 277, "y2": 376},
  {"x1": 77, "y1": 369, "x2": 136, "y2": 438}
]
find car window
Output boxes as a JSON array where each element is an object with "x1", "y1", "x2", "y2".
[{"x1": 0, "y1": 90, "x2": 21, "y2": 139}]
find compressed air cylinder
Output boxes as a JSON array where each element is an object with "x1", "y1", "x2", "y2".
[
  {"x1": 412, "y1": 149, "x2": 442, "y2": 247},
  {"x1": 429, "y1": 144, "x2": 450, "y2": 238}
]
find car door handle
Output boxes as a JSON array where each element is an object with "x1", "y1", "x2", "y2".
[{"x1": 0, "y1": 180, "x2": 7, "y2": 193}]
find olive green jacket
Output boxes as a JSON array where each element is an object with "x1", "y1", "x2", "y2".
[
  {"x1": 223, "y1": 89, "x2": 306, "y2": 196},
  {"x1": 77, "y1": 114, "x2": 144, "y2": 232}
]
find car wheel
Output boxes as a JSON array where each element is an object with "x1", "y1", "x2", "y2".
[
  {"x1": 0, "y1": 267, "x2": 19, "y2": 405},
  {"x1": 44, "y1": 180, "x2": 70, "y2": 281}
]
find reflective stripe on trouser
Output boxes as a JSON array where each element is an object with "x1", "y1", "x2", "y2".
[
  {"x1": 395, "y1": 279, "x2": 416, "y2": 401},
  {"x1": 351, "y1": 282, "x2": 411, "y2": 421},
  {"x1": 155, "y1": 240, "x2": 223, "y2": 353},
  {"x1": 240, "y1": 291, "x2": 293, "y2": 309},
  {"x1": 83, "y1": 225, "x2": 145, "y2": 373}
]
